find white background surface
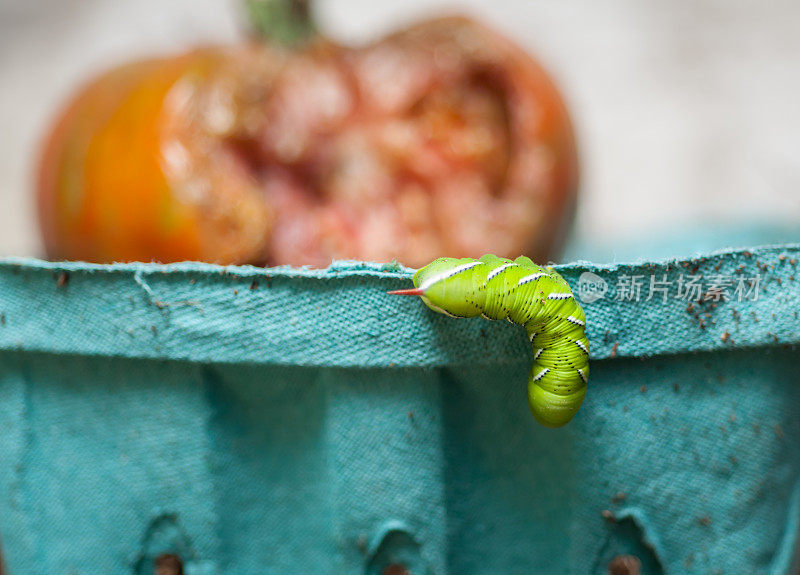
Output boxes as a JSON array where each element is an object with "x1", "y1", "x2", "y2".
[{"x1": 1, "y1": 0, "x2": 799, "y2": 258}]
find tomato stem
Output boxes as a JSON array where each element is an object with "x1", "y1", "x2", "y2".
[{"x1": 245, "y1": 0, "x2": 317, "y2": 47}]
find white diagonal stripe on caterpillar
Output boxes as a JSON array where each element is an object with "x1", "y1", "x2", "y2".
[
  {"x1": 532, "y1": 368, "x2": 550, "y2": 382},
  {"x1": 574, "y1": 339, "x2": 589, "y2": 354},
  {"x1": 486, "y1": 262, "x2": 517, "y2": 281},
  {"x1": 577, "y1": 368, "x2": 588, "y2": 383},
  {"x1": 518, "y1": 272, "x2": 547, "y2": 286},
  {"x1": 528, "y1": 331, "x2": 538, "y2": 342},
  {"x1": 567, "y1": 316, "x2": 585, "y2": 326},
  {"x1": 420, "y1": 261, "x2": 483, "y2": 291},
  {"x1": 533, "y1": 348, "x2": 545, "y2": 360},
  {"x1": 546, "y1": 292, "x2": 573, "y2": 300}
]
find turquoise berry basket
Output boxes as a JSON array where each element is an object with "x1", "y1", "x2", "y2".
[{"x1": 0, "y1": 244, "x2": 798, "y2": 574}]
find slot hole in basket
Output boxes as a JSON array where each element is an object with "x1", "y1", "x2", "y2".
[{"x1": 154, "y1": 553, "x2": 183, "y2": 575}]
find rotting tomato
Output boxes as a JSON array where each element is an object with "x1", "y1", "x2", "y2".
[
  {"x1": 37, "y1": 15, "x2": 578, "y2": 268},
  {"x1": 37, "y1": 47, "x2": 276, "y2": 264}
]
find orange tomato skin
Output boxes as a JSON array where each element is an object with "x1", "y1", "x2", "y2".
[{"x1": 37, "y1": 49, "x2": 272, "y2": 264}]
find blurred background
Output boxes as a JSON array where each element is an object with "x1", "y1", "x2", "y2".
[{"x1": 1, "y1": 0, "x2": 799, "y2": 263}]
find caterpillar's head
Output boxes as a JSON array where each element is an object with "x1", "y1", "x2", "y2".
[{"x1": 388, "y1": 257, "x2": 483, "y2": 318}]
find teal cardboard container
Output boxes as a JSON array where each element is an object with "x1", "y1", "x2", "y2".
[{"x1": 0, "y1": 244, "x2": 798, "y2": 574}]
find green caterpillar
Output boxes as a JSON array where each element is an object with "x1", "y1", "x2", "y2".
[{"x1": 389, "y1": 254, "x2": 589, "y2": 427}]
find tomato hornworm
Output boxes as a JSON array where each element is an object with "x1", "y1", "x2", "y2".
[{"x1": 389, "y1": 254, "x2": 589, "y2": 427}]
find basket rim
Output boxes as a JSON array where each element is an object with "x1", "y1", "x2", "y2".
[{"x1": 0, "y1": 243, "x2": 797, "y2": 366}]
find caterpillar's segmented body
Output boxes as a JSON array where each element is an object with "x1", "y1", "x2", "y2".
[{"x1": 391, "y1": 254, "x2": 590, "y2": 427}]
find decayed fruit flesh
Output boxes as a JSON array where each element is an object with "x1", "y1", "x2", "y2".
[{"x1": 38, "y1": 17, "x2": 578, "y2": 268}]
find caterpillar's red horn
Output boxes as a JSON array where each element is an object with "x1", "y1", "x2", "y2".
[{"x1": 387, "y1": 287, "x2": 424, "y2": 296}]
